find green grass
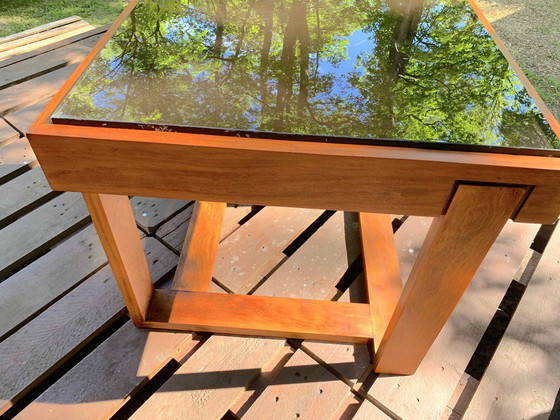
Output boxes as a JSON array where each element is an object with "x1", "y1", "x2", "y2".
[{"x1": 0, "y1": 0, "x2": 128, "y2": 38}]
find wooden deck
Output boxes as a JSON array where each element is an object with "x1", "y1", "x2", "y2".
[{"x1": 1, "y1": 16, "x2": 560, "y2": 420}]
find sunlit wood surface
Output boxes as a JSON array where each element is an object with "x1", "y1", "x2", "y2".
[{"x1": 0, "y1": 18, "x2": 559, "y2": 420}]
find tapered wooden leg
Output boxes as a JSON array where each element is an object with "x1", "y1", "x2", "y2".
[
  {"x1": 373, "y1": 184, "x2": 526, "y2": 374},
  {"x1": 83, "y1": 193, "x2": 152, "y2": 323},
  {"x1": 172, "y1": 201, "x2": 227, "y2": 291},
  {"x1": 359, "y1": 213, "x2": 403, "y2": 353}
]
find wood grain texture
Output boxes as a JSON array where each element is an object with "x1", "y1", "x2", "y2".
[
  {"x1": 11, "y1": 207, "x2": 249, "y2": 420},
  {"x1": 0, "y1": 25, "x2": 95, "y2": 61},
  {"x1": 155, "y1": 204, "x2": 250, "y2": 251},
  {"x1": 213, "y1": 206, "x2": 322, "y2": 294},
  {"x1": 0, "y1": 16, "x2": 81, "y2": 45},
  {"x1": 0, "y1": 224, "x2": 106, "y2": 341},
  {"x1": 0, "y1": 137, "x2": 37, "y2": 165},
  {"x1": 144, "y1": 289, "x2": 372, "y2": 343},
  {"x1": 130, "y1": 335, "x2": 286, "y2": 420},
  {"x1": 352, "y1": 399, "x2": 392, "y2": 420},
  {"x1": 3, "y1": 100, "x2": 51, "y2": 137},
  {"x1": 0, "y1": 26, "x2": 107, "y2": 70},
  {"x1": 27, "y1": 122, "x2": 560, "y2": 223},
  {"x1": 364, "y1": 218, "x2": 539, "y2": 418},
  {"x1": 463, "y1": 223, "x2": 560, "y2": 420},
  {"x1": 0, "y1": 166, "x2": 56, "y2": 227},
  {"x1": 0, "y1": 118, "x2": 18, "y2": 146},
  {"x1": 359, "y1": 213, "x2": 402, "y2": 353},
  {"x1": 131, "y1": 211, "x2": 361, "y2": 419},
  {"x1": 0, "y1": 192, "x2": 89, "y2": 278},
  {"x1": 131, "y1": 197, "x2": 191, "y2": 234},
  {"x1": 0, "y1": 20, "x2": 91, "y2": 54},
  {"x1": 0, "y1": 63, "x2": 78, "y2": 117},
  {"x1": 0, "y1": 38, "x2": 98, "y2": 91},
  {"x1": 374, "y1": 185, "x2": 526, "y2": 374},
  {"x1": 241, "y1": 348, "x2": 354, "y2": 420},
  {"x1": 83, "y1": 193, "x2": 152, "y2": 323},
  {"x1": 0, "y1": 237, "x2": 176, "y2": 416},
  {"x1": 15, "y1": 322, "x2": 192, "y2": 420},
  {"x1": 0, "y1": 164, "x2": 28, "y2": 184},
  {"x1": 172, "y1": 201, "x2": 226, "y2": 291}
]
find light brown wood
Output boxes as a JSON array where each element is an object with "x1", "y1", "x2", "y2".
[
  {"x1": 27, "y1": 122, "x2": 560, "y2": 223},
  {"x1": 0, "y1": 25, "x2": 95, "y2": 61},
  {"x1": 0, "y1": 20, "x2": 91, "y2": 54},
  {"x1": 0, "y1": 25, "x2": 107, "y2": 70},
  {"x1": 143, "y1": 289, "x2": 373, "y2": 343},
  {"x1": 172, "y1": 201, "x2": 226, "y2": 291},
  {"x1": 0, "y1": 16, "x2": 82, "y2": 45},
  {"x1": 373, "y1": 184, "x2": 526, "y2": 374},
  {"x1": 364, "y1": 218, "x2": 539, "y2": 419},
  {"x1": 359, "y1": 213, "x2": 402, "y2": 353},
  {"x1": 82, "y1": 193, "x2": 152, "y2": 323}
]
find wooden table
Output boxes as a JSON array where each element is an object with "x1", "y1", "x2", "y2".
[{"x1": 27, "y1": 0, "x2": 560, "y2": 375}]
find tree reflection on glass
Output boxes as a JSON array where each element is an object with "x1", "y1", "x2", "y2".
[{"x1": 53, "y1": 0, "x2": 560, "y2": 151}]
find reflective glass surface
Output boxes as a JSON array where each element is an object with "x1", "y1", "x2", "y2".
[{"x1": 52, "y1": 0, "x2": 560, "y2": 155}]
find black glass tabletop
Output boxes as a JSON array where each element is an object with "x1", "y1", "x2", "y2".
[{"x1": 51, "y1": 0, "x2": 560, "y2": 156}]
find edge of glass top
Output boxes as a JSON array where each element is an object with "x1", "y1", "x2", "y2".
[{"x1": 50, "y1": 0, "x2": 560, "y2": 158}]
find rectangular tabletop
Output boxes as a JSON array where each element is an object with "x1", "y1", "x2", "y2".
[{"x1": 48, "y1": 0, "x2": 560, "y2": 157}]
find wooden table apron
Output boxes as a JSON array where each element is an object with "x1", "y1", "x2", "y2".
[{"x1": 25, "y1": 0, "x2": 560, "y2": 375}]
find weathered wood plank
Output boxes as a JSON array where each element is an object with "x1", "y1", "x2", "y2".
[
  {"x1": 2, "y1": 100, "x2": 50, "y2": 137},
  {"x1": 0, "y1": 137, "x2": 36, "y2": 165},
  {"x1": 0, "y1": 192, "x2": 90, "y2": 278},
  {"x1": 156, "y1": 204, "x2": 252, "y2": 251},
  {"x1": 0, "y1": 20, "x2": 91, "y2": 54},
  {"x1": 0, "y1": 224, "x2": 106, "y2": 341},
  {"x1": 132, "y1": 211, "x2": 360, "y2": 420},
  {"x1": 241, "y1": 348, "x2": 354, "y2": 420},
  {"x1": 0, "y1": 237, "x2": 177, "y2": 416},
  {"x1": 0, "y1": 63, "x2": 78, "y2": 116},
  {"x1": 463, "y1": 223, "x2": 560, "y2": 420},
  {"x1": 352, "y1": 399, "x2": 392, "y2": 420},
  {"x1": 362, "y1": 218, "x2": 539, "y2": 419},
  {"x1": 0, "y1": 166, "x2": 56, "y2": 227},
  {"x1": 1, "y1": 37, "x2": 100, "y2": 91},
  {"x1": 131, "y1": 196, "x2": 191, "y2": 234},
  {"x1": 11, "y1": 206, "x2": 253, "y2": 419},
  {"x1": 214, "y1": 206, "x2": 323, "y2": 294},
  {"x1": 0, "y1": 26, "x2": 107, "y2": 69},
  {"x1": 0, "y1": 16, "x2": 82, "y2": 45},
  {"x1": 15, "y1": 323, "x2": 193, "y2": 420},
  {"x1": 0, "y1": 164, "x2": 28, "y2": 184},
  {"x1": 0, "y1": 118, "x2": 18, "y2": 146},
  {"x1": 0, "y1": 25, "x2": 95, "y2": 61}
]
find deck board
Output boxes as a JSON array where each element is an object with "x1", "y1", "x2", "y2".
[
  {"x1": 463, "y1": 223, "x2": 560, "y2": 420},
  {"x1": 0, "y1": 237, "x2": 176, "y2": 416},
  {"x1": 0, "y1": 14, "x2": 559, "y2": 420}
]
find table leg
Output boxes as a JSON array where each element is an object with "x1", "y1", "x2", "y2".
[
  {"x1": 82, "y1": 193, "x2": 153, "y2": 324},
  {"x1": 370, "y1": 184, "x2": 526, "y2": 374},
  {"x1": 172, "y1": 201, "x2": 227, "y2": 291}
]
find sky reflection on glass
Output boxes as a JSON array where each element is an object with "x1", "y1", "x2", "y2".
[{"x1": 52, "y1": 0, "x2": 560, "y2": 153}]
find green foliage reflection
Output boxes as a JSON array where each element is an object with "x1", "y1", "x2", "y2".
[{"x1": 55, "y1": 0, "x2": 559, "y2": 150}]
